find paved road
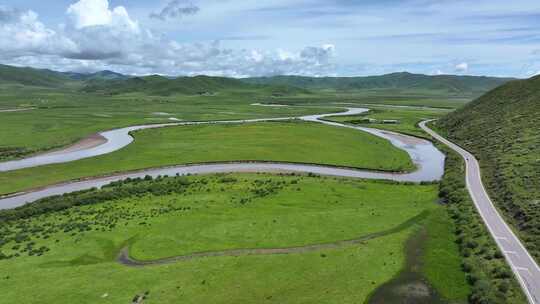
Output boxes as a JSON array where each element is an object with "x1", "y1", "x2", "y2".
[{"x1": 420, "y1": 120, "x2": 540, "y2": 304}]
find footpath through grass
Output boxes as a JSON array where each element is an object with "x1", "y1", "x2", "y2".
[
  {"x1": 0, "y1": 121, "x2": 414, "y2": 196},
  {"x1": 0, "y1": 173, "x2": 467, "y2": 303}
]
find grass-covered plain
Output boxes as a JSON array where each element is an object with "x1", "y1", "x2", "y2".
[
  {"x1": 0, "y1": 89, "x2": 338, "y2": 160},
  {"x1": 0, "y1": 173, "x2": 468, "y2": 303},
  {"x1": 0, "y1": 121, "x2": 414, "y2": 196},
  {"x1": 0, "y1": 76, "x2": 471, "y2": 161},
  {"x1": 324, "y1": 105, "x2": 450, "y2": 138}
]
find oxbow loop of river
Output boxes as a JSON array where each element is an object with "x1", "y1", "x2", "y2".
[{"x1": 0, "y1": 106, "x2": 445, "y2": 210}]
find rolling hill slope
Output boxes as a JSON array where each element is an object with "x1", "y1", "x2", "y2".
[
  {"x1": 81, "y1": 74, "x2": 308, "y2": 96},
  {"x1": 437, "y1": 75, "x2": 540, "y2": 261},
  {"x1": 0, "y1": 64, "x2": 73, "y2": 87},
  {"x1": 82, "y1": 75, "x2": 255, "y2": 96},
  {"x1": 63, "y1": 70, "x2": 129, "y2": 81},
  {"x1": 244, "y1": 72, "x2": 513, "y2": 95}
]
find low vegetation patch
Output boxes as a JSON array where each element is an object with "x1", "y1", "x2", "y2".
[{"x1": 0, "y1": 173, "x2": 466, "y2": 303}]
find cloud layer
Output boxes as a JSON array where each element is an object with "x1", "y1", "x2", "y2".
[
  {"x1": 0, "y1": 0, "x2": 335, "y2": 76},
  {"x1": 1, "y1": 0, "x2": 539, "y2": 77}
]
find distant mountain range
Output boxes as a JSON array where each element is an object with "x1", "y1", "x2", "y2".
[
  {"x1": 0, "y1": 64, "x2": 514, "y2": 96},
  {"x1": 82, "y1": 74, "x2": 255, "y2": 96},
  {"x1": 62, "y1": 70, "x2": 129, "y2": 81},
  {"x1": 0, "y1": 64, "x2": 73, "y2": 87},
  {"x1": 243, "y1": 73, "x2": 514, "y2": 95}
]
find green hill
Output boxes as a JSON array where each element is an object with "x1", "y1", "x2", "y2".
[
  {"x1": 63, "y1": 70, "x2": 129, "y2": 81},
  {"x1": 243, "y1": 72, "x2": 513, "y2": 95},
  {"x1": 82, "y1": 74, "x2": 307, "y2": 96},
  {"x1": 0, "y1": 64, "x2": 73, "y2": 87},
  {"x1": 437, "y1": 75, "x2": 540, "y2": 261}
]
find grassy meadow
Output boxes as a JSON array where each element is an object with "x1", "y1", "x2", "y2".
[
  {"x1": 0, "y1": 121, "x2": 414, "y2": 196},
  {"x1": 324, "y1": 105, "x2": 451, "y2": 138},
  {"x1": 0, "y1": 76, "x2": 502, "y2": 303},
  {"x1": 0, "y1": 89, "x2": 341, "y2": 160},
  {"x1": 0, "y1": 82, "x2": 468, "y2": 161},
  {"x1": 0, "y1": 173, "x2": 469, "y2": 304}
]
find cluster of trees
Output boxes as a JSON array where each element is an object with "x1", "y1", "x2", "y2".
[{"x1": 438, "y1": 145, "x2": 526, "y2": 303}]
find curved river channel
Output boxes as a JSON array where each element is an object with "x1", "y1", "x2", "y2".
[{"x1": 0, "y1": 107, "x2": 445, "y2": 210}]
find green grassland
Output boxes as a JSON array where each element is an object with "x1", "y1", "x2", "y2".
[
  {"x1": 0, "y1": 173, "x2": 469, "y2": 303},
  {"x1": 0, "y1": 65, "x2": 495, "y2": 160},
  {"x1": 242, "y1": 73, "x2": 512, "y2": 97},
  {"x1": 269, "y1": 91, "x2": 473, "y2": 108},
  {"x1": 422, "y1": 208, "x2": 471, "y2": 301},
  {"x1": 0, "y1": 64, "x2": 518, "y2": 303},
  {"x1": 0, "y1": 63, "x2": 514, "y2": 160},
  {"x1": 0, "y1": 88, "x2": 338, "y2": 160},
  {"x1": 324, "y1": 105, "x2": 450, "y2": 138},
  {"x1": 0, "y1": 121, "x2": 413, "y2": 196},
  {"x1": 0, "y1": 87, "x2": 463, "y2": 162}
]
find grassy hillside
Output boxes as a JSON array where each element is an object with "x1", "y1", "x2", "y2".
[
  {"x1": 64, "y1": 70, "x2": 129, "y2": 81},
  {"x1": 82, "y1": 75, "x2": 257, "y2": 96},
  {"x1": 437, "y1": 75, "x2": 540, "y2": 261},
  {"x1": 82, "y1": 74, "x2": 310, "y2": 97},
  {"x1": 244, "y1": 72, "x2": 512, "y2": 95},
  {"x1": 0, "y1": 64, "x2": 73, "y2": 88}
]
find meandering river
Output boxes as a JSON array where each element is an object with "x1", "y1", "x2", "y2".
[{"x1": 0, "y1": 106, "x2": 444, "y2": 210}]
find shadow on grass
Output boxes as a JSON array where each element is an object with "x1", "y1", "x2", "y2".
[
  {"x1": 366, "y1": 225, "x2": 447, "y2": 304},
  {"x1": 40, "y1": 235, "x2": 139, "y2": 268}
]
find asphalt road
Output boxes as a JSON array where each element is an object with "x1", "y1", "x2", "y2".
[{"x1": 420, "y1": 120, "x2": 540, "y2": 304}]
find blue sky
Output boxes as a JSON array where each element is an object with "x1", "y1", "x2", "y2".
[{"x1": 1, "y1": 0, "x2": 540, "y2": 77}]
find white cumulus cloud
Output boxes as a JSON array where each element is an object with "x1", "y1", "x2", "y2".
[
  {"x1": 454, "y1": 62, "x2": 468, "y2": 72},
  {"x1": 0, "y1": 6, "x2": 76, "y2": 59},
  {"x1": 66, "y1": 0, "x2": 138, "y2": 31},
  {"x1": 0, "y1": 1, "x2": 336, "y2": 77}
]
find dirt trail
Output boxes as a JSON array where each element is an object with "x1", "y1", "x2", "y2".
[{"x1": 118, "y1": 211, "x2": 428, "y2": 267}]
